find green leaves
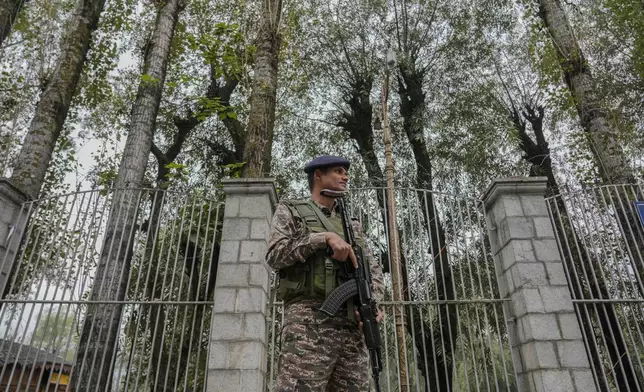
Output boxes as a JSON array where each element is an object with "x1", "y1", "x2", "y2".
[
  {"x1": 96, "y1": 168, "x2": 118, "y2": 189},
  {"x1": 1, "y1": 0, "x2": 640, "y2": 196},
  {"x1": 184, "y1": 21, "x2": 248, "y2": 79},
  {"x1": 164, "y1": 161, "x2": 189, "y2": 183},
  {"x1": 221, "y1": 161, "x2": 246, "y2": 178},
  {"x1": 141, "y1": 73, "x2": 161, "y2": 85}
]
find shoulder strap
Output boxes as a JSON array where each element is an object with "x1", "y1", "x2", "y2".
[
  {"x1": 284, "y1": 199, "x2": 321, "y2": 226},
  {"x1": 307, "y1": 201, "x2": 342, "y2": 236}
]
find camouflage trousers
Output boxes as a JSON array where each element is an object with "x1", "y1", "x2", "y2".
[{"x1": 276, "y1": 302, "x2": 370, "y2": 391}]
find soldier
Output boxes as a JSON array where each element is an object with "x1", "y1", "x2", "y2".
[{"x1": 266, "y1": 155, "x2": 385, "y2": 391}]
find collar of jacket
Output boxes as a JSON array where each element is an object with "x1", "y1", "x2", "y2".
[{"x1": 310, "y1": 198, "x2": 338, "y2": 217}]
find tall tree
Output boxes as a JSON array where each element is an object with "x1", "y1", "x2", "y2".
[
  {"x1": 537, "y1": 1, "x2": 644, "y2": 336},
  {"x1": 9, "y1": 0, "x2": 107, "y2": 199},
  {"x1": 536, "y1": 0, "x2": 633, "y2": 184},
  {"x1": 296, "y1": 0, "x2": 462, "y2": 387},
  {"x1": 116, "y1": 11, "x2": 253, "y2": 387},
  {"x1": 567, "y1": 0, "x2": 644, "y2": 163},
  {"x1": 144, "y1": 63, "x2": 240, "y2": 392},
  {"x1": 240, "y1": 0, "x2": 282, "y2": 177},
  {"x1": 390, "y1": 0, "x2": 459, "y2": 388},
  {"x1": 71, "y1": 0, "x2": 186, "y2": 389}
]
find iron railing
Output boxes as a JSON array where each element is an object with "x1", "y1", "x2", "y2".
[
  {"x1": 547, "y1": 183, "x2": 644, "y2": 392},
  {"x1": 267, "y1": 187, "x2": 517, "y2": 391},
  {"x1": 0, "y1": 185, "x2": 519, "y2": 392},
  {"x1": 0, "y1": 188, "x2": 223, "y2": 392}
]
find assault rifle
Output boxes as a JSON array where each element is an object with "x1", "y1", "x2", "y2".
[{"x1": 318, "y1": 189, "x2": 383, "y2": 392}]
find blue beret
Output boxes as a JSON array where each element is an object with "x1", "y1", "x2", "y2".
[{"x1": 304, "y1": 155, "x2": 351, "y2": 173}]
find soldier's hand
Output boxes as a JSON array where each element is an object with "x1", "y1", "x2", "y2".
[
  {"x1": 325, "y1": 232, "x2": 358, "y2": 268},
  {"x1": 376, "y1": 309, "x2": 384, "y2": 323},
  {"x1": 355, "y1": 309, "x2": 384, "y2": 331}
]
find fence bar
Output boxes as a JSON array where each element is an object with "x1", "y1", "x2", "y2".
[
  {"x1": 546, "y1": 183, "x2": 644, "y2": 392},
  {"x1": 0, "y1": 187, "x2": 222, "y2": 392}
]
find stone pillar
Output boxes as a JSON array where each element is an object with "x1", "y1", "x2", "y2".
[
  {"x1": 0, "y1": 178, "x2": 29, "y2": 296},
  {"x1": 482, "y1": 177, "x2": 597, "y2": 392},
  {"x1": 207, "y1": 178, "x2": 277, "y2": 392}
]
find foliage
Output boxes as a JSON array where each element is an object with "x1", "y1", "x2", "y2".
[{"x1": 29, "y1": 305, "x2": 79, "y2": 362}]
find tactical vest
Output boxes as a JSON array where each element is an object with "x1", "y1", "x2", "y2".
[{"x1": 278, "y1": 200, "x2": 366, "y2": 307}]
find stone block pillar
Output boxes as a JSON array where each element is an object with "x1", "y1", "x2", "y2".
[
  {"x1": 207, "y1": 178, "x2": 277, "y2": 392},
  {"x1": 482, "y1": 177, "x2": 597, "y2": 392},
  {"x1": 0, "y1": 178, "x2": 29, "y2": 296}
]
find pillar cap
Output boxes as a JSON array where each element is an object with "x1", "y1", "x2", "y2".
[
  {"x1": 221, "y1": 178, "x2": 278, "y2": 208},
  {"x1": 482, "y1": 177, "x2": 547, "y2": 210},
  {"x1": 0, "y1": 178, "x2": 29, "y2": 204}
]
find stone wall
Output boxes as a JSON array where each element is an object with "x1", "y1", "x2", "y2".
[
  {"x1": 483, "y1": 177, "x2": 597, "y2": 392},
  {"x1": 207, "y1": 179, "x2": 277, "y2": 392},
  {"x1": 0, "y1": 178, "x2": 29, "y2": 295}
]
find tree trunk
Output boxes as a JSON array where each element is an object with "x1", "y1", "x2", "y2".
[
  {"x1": 0, "y1": 0, "x2": 26, "y2": 48},
  {"x1": 338, "y1": 77, "x2": 384, "y2": 188},
  {"x1": 340, "y1": 70, "x2": 456, "y2": 392},
  {"x1": 340, "y1": 67, "x2": 455, "y2": 391},
  {"x1": 241, "y1": 0, "x2": 282, "y2": 178},
  {"x1": 398, "y1": 64, "x2": 456, "y2": 392},
  {"x1": 537, "y1": 0, "x2": 633, "y2": 184},
  {"x1": 71, "y1": 0, "x2": 184, "y2": 389},
  {"x1": 133, "y1": 59, "x2": 231, "y2": 392},
  {"x1": 143, "y1": 117, "x2": 208, "y2": 392},
  {"x1": 9, "y1": 0, "x2": 106, "y2": 199}
]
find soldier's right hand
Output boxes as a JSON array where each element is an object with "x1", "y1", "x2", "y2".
[{"x1": 325, "y1": 232, "x2": 358, "y2": 268}]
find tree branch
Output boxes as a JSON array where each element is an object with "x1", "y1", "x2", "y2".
[
  {"x1": 510, "y1": 105, "x2": 538, "y2": 154},
  {"x1": 523, "y1": 104, "x2": 547, "y2": 147},
  {"x1": 151, "y1": 142, "x2": 169, "y2": 165},
  {"x1": 335, "y1": 27, "x2": 359, "y2": 82},
  {"x1": 162, "y1": 62, "x2": 246, "y2": 171},
  {"x1": 204, "y1": 139, "x2": 239, "y2": 166},
  {"x1": 210, "y1": 66, "x2": 245, "y2": 150},
  {"x1": 167, "y1": 117, "x2": 195, "y2": 160}
]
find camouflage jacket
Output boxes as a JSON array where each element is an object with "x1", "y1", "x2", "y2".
[{"x1": 266, "y1": 199, "x2": 385, "y2": 324}]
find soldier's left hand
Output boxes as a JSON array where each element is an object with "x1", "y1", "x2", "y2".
[{"x1": 354, "y1": 309, "x2": 384, "y2": 331}]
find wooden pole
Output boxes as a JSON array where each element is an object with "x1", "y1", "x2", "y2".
[{"x1": 382, "y1": 67, "x2": 408, "y2": 392}]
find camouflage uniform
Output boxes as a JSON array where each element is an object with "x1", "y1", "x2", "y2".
[{"x1": 266, "y1": 200, "x2": 385, "y2": 392}]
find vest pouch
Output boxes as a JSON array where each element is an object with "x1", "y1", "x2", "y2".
[
  {"x1": 311, "y1": 253, "x2": 342, "y2": 298},
  {"x1": 278, "y1": 263, "x2": 309, "y2": 302},
  {"x1": 305, "y1": 223, "x2": 333, "y2": 297}
]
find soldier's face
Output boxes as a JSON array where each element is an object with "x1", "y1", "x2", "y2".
[{"x1": 317, "y1": 166, "x2": 349, "y2": 191}]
